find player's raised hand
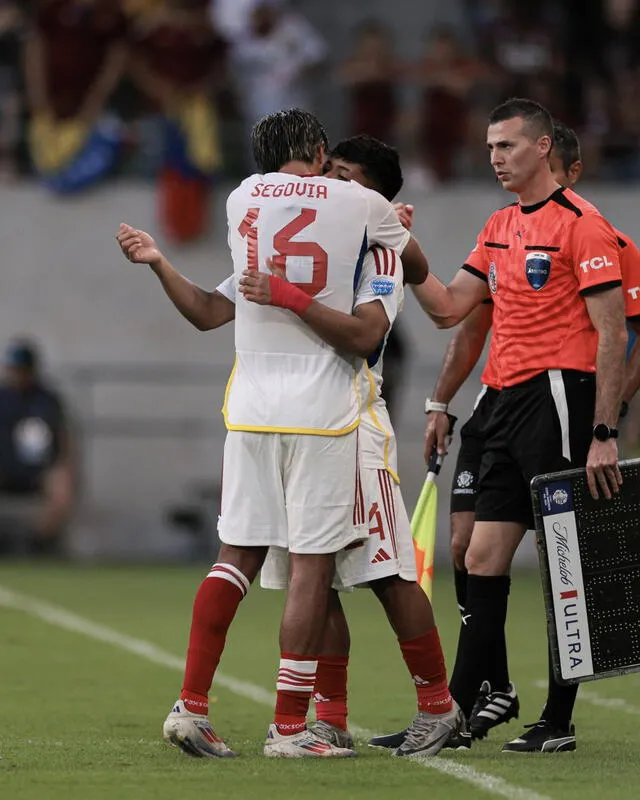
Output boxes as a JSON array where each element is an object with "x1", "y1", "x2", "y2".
[
  {"x1": 424, "y1": 410, "x2": 451, "y2": 461},
  {"x1": 394, "y1": 202, "x2": 414, "y2": 231},
  {"x1": 586, "y1": 439, "x2": 622, "y2": 500},
  {"x1": 116, "y1": 223, "x2": 162, "y2": 267}
]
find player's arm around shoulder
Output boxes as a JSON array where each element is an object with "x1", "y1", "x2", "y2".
[
  {"x1": 238, "y1": 252, "x2": 397, "y2": 358},
  {"x1": 391, "y1": 201, "x2": 429, "y2": 285},
  {"x1": 350, "y1": 245, "x2": 404, "y2": 355}
]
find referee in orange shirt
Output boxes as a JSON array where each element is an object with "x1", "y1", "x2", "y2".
[{"x1": 412, "y1": 98, "x2": 627, "y2": 752}]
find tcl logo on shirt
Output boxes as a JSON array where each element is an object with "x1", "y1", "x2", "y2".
[
  {"x1": 628, "y1": 286, "x2": 640, "y2": 300},
  {"x1": 579, "y1": 256, "x2": 615, "y2": 272}
]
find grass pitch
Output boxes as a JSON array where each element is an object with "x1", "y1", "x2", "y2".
[{"x1": 1, "y1": 564, "x2": 639, "y2": 800}]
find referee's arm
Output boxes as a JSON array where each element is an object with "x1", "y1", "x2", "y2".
[
  {"x1": 411, "y1": 268, "x2": 489, "y2": 329},
  {"x1": 584, "y1": 286, "x2": 627, "y2": 499},
  {"x1": 430, "y1": 302, "x2": 494, "y2": 404}
]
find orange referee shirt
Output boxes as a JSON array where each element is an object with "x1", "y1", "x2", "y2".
[
  {"x1": 617, "y1": 228, "x2": 640, "y2": 320},
  {"x1": 480, "y1": 343, "x2": 501, "y2": 390},
  {"x1": 464, "y1": 187, "x2": 622, "y2": 387}
]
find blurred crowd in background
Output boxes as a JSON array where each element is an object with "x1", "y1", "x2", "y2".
[{"x1": 0, "y1": 0, "x2": 639, "y2": 238}]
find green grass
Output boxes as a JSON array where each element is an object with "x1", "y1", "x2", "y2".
[{"x1": 0, "y1": 565, "x2": 639, "y2": 800}]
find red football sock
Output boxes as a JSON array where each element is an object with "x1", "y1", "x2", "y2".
[
  {"x1": 180, "y1": 563, "x2": 250, "y2": 714},
  {"x1": 400, "y1": 628, "x2": 453, "y2": 714},
  {"x1": 313, "y1": 655, "x2": 349, "y2": 730},
  {"x1": 274, "y1": 653, "x2": 318, "y2": 735}
]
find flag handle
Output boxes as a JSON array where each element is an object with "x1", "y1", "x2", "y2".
[{"x1": 425, "y1": 413, "x2": 457, "y2": 480}]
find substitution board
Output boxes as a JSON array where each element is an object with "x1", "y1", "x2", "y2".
[{"x1": 531, "y1": 459, "x2": 640, "y2": 685}]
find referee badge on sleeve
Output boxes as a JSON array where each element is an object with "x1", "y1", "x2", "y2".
[
  {"x1": 488, "y1": 262, "x2": 497, "y2": 294},
  {"x1": 525, "y1": 252, "x2": 551, "y2": 290},
  {"x1": 370, "y1": 278, "x2": 395, "y2": 295}
]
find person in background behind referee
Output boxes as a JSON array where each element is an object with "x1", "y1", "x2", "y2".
[{"x1": 409, "y1": 98, "x2": 627, "y2": 753}]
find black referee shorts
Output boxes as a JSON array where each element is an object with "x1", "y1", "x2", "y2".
[
  {"x1": 450, "y1": 386, "x2": 500, "y2": 514},
  {"x1": 474, "y1": 370, "x2": 595, "y2": 529}
]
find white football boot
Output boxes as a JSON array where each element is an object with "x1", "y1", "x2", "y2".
[
  {"x1": 263, "y1": 724, "x2": 357, "y2": 758},
  {"x1": 308, "y1": 720, "x2": 355, "y2": 749},
  {"x1": 163, "y1": 700, "x2": 236, "y2": 758},
  {"x1": 393, "y1": 702, "x2": 465, "y2": 757}
]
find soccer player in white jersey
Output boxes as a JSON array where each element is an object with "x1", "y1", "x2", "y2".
[{"x1": 116, "y1": 110, "x2": 441, "y2": 759}]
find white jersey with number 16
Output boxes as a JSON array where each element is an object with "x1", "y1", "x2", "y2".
[{"x1": 223, "y1": 172, "x2": 410, "y2": 435}]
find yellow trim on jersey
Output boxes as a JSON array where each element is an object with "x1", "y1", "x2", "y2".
[
  {"x1": 222, "y1": 355, "x2": 361, "y2": 437},
  {"x1": 364, "y1": 364, "x2": 400, "y2": 484},
  {"x1": 221, "y1": 355, "x2": 238, "y2": 428},
  {"x1": 224, "y1": 419, "x2": 360, "y2": 435}
]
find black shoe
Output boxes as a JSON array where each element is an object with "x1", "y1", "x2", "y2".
[
  {"x1": 368, "y1": 729, "x2": 407, "y2": 749},
  {"x1": 369, "y1": 720, "x2": 472, "y2": 752},
  {"x1": 502, "y1": 720, "x2": 576, "y2": 753},
  {"x1": 470, "y1": 680, "x2": 519, "y2": 740},
  {"x1": 442, "y1": 719, "x2": 472, "y2": 751}
]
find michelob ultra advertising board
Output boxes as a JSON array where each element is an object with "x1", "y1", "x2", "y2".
[{"x1": 532, "y1": 459, "x2": 640, "y2": 684}]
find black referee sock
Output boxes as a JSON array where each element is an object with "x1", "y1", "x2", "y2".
[
  {"x1": 453, "y1": 566, "x2": 468, "y2": 614},
  {"x1": 541, "y1": 643, "x2": 578, "y2": 731},
  {"x1": 489, "y1": 626, "x2": 511, "y2": 694},
  {"x1": 449, "y1": 574, "x2": 511, "y2": 719}
]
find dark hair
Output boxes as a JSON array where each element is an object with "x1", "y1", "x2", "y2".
[
  {"x1": 251, "y1": 108, "x2": 329, "y2": 173},
  {"x1": 488, "y1": 97, "x2": 553, "y2": 142},
  {"x1": 330, "y1": 135, "x2": 403, "y2": 201},
  {"x1": 551, "y1": 120, "x2": 581, "y2": 174}
]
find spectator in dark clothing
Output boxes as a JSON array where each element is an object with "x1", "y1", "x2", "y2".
[
  {"x1": 23, "y1": 0, "x2": 128, "y2": 185},
  {"x1": 0, "y1": 340, "x2": 76, "y2": 556},
  {"x1": 24, "y1": 0, "x2": 127, "y2": 124},
  {"x1": 413, "y1": 26, "x2": 477, "y2": 181},
  {"x1": 338, "y1": 20, "x2": 399, "y2": 145},
  {"x1": 128, "y1": 0, "x2": 228, "y2": 242}
]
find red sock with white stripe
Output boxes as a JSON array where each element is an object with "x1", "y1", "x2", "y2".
[
  {"x1": 400, "y1": 628, "x2": 453, "y2": 714},
  {"x1": 274, "y1": 653, "x2": 318, "y2": 735},
  {"x1": 180, "y1": 563, "x2": 250, "y2": 715},
  {"x1": 313, "y1": 656, "x2": 349, "y2": 730}
]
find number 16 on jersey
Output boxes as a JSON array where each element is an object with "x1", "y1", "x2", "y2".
[{"x1": 239, "y1": 207, "x2": 328, "y2": 297}]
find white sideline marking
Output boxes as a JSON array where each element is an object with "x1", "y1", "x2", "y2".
[
  {"x1": 349, "y1": 721, "x2": 549, "y2": 800},
  {"x1": 0, "y1": 585, "x2": 549, "y2": 800},
  {"x1": 533, "y1": 680, "x2": 640, "y2": 716}
]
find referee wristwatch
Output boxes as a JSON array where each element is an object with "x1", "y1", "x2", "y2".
[
  {"x1": 425, "y1": 398, "x2": 448, "y2": 414},
  {"x1": 592, "y1": 423, "x2": 619, "y2": 442}
]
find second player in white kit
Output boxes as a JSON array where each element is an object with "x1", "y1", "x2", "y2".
[{"x1": 258, "y1": 244, "x2": 416, "y2": 590}]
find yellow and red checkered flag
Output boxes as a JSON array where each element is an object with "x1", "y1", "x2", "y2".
[{"x1": 411, "y1": 415, "x2": 456, "y2": 600}]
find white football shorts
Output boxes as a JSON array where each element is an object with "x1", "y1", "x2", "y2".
[
  {"x1": 260, "y1": 467, "x2": 417, "y2": 589},
  {"x1": 217, "y1": 429, "x2": 366, "y2": 554}
]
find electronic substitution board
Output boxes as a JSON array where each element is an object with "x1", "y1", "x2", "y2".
[{"x1": 532, "y1": 459, "x2": 640, "y2": 684}]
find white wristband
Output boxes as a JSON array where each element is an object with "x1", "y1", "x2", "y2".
[{"x1": 425, "y1": 398, "x2": 448, "y2": 414}]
